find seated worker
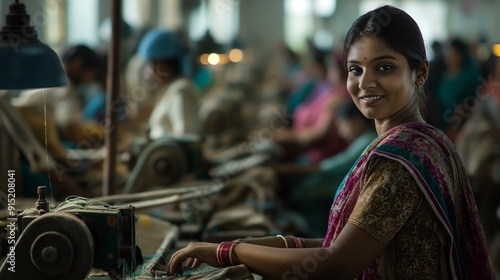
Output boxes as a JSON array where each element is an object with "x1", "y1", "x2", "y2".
[
  {"x1": 287, "y1": 100, "x2": 376, "y2": 237},
  {"x1": 274, "y1": 53, "x2": 350, "y2": 165},
  {"x1": 82, "y1": 53, "x2": 127, "y2": 124},
  {"x1": 136, "y1": 29, "x2": 200, "y2": 140},
  {"x1": 435, "y1": 38, "x2": 481, "y2": 137},
  {"x1": 13, "y1": 44, "x2": 105, "y2": 149},
  {"x1": 455, "y1": 54, "x2": 500, "y2": 243}
]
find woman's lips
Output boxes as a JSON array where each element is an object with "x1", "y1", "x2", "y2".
[{"x1": 360, "y1": 95, "x2": 383, "y2": 105}]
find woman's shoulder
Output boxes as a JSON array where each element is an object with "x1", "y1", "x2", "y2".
[
  {"x1": 371, "y1": 122, "x2": 456, "y2": 167},
  {"x1": 379, "y1": 122, "x2": 448, "y2": 146}
]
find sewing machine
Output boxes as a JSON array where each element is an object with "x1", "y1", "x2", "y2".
[
  {"x1": 0, "y1": 181, "x2": 229, "y2": 279},
  {"x1": 124, "y1": 136, "x2": 204, "y2": 194},
  {"x1": 0, "y1": 187, "x2": 141, "y2": 280}
]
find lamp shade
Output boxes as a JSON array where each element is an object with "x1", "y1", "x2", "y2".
[{"x1": 0, "y1": 1, "x2": 67, "y2": 89}]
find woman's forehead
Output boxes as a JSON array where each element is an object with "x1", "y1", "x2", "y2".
[{"x1": 347, "y1": 36, "x2": 400, "y2": 62}]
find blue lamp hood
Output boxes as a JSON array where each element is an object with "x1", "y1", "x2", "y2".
[{"x1": 0, "y1": 0, "x2": 68, "y2": 89}]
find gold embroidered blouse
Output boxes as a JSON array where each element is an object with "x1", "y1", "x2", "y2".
[{"x1": 348, "y1": 157, "x2": 450, "y2": 279}]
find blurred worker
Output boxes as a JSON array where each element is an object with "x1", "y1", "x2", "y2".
[
  {"x1": 436, "y1": 38, "x2": 481, "y2": 136},
  {"x1": 13, "y1": 44, "x2": 104, "y2": 148},
  {"x1": 274, "y1": 53, "x2": 350, "y2": 164},
  {"x1": 284, "y1": 53, "x2": 325, "y2": 120},
  {"x1": 425, "y1": 40, "x2": 446, "y2": 128},
  {"x1": 81, "y1": 53, "x2": 127, "y2": 125},
  {"x1": 455, "y1": 54, "x2": 500, "y2": 243},
  {"x1": 136, "y1": 29, "x2": 200, "y2": 140},
  {"x1": 276, "y1": 100, "x2": 376, "y2": 237}
]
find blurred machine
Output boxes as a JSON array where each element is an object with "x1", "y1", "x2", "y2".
[
  {"x1": 124, "y1": 136, "x2": 204, "y2": 194},
  {"x1": 0, "y1": 187, "x2": 141, "y2": 280}
]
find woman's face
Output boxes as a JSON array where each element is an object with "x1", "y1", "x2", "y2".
[{"x1": 346, "y1": 36, "x2": 418, "y2": 121}]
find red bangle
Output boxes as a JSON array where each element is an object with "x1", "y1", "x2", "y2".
[
  {"x1": 217, "y1": 241, "x2": 241, "y2": 267},
  {"x1": 286, "y1": 235, "x2": 301, "y2": 248},
  {"x1": 219, "y1": 241, "x2": 232, "y2": 267},
  {"x1": 298, "y1": 237, "x2": 306, "y2": 248}
]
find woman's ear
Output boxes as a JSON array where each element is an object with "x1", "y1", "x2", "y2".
[{"x1": 416, "y1": 59, "x2": 429, "y2": 84}]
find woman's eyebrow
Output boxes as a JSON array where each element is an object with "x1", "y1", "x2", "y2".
[{"x1": 347, "y1": 55, "x2": 398, "y2": 64}]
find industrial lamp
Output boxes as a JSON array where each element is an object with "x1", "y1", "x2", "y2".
[{"x1": 0, "y1": 0, "x2": 67, "y2": 89}]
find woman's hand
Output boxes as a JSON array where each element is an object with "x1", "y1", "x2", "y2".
[{"x1": 168, "y1": 242, "x2": 220, "y2": 275}]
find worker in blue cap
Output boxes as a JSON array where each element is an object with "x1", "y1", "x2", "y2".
[{"x1": 137, "y1": 29, "x2": 200, "y2": 140}]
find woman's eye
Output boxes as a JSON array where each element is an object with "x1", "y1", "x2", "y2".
[
  {"x1": 378, "y1": 65, "x2": 392, "y2": 71},
  {"x1": 348, "y1": 67, "x2": 362, "y2": 75}
]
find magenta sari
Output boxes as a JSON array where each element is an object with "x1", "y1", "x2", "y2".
[{"x1": 322, "y1": 122, "x2": 495, "y2": 279}]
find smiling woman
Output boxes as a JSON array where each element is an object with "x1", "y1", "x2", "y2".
[
  {"x1": 343, "y1": 5, "x2": 428, "y2": 136},
  {"x1": 167, "y1": 6, "x2": 495, "y2": 280},
  {"x1": 346, "y1": 38, "x2": 423, "y2": 127},
  {"x1": 345, "y1": 36, "x2": 427, "y2": 135}
]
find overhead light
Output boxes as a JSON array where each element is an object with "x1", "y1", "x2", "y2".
[
  {"x1": 0, "y1": 0, "x2": 68, "y2": 89},
  {"x1": 493, "y1": 44, "x2": 500, "y2": 57},
  {"x1": 228, "y1": 49, "x2": 243, "y2": 63},
  {"x1": 207, "y1": 53, "x2": 220, "y2": 65},
  {"x1": 200, "y1": 53, "x2": 209, "y2": 65}
]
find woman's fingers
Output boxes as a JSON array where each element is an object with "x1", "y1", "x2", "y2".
[
  {"x1": 190, "y1": 258, "x2": 202, "y2": 268},
  {"x1": 168, "y1": 242, "x2": 219, "y2": 274},
  {"x1": 185, "y1": 257, "x2": 195, "y2": 268},
  {"x1": 168, "y1": 246, "x2": 191, "y2": 274},
  {"x1": 168, "y1": 249, "x2": 183, "y2": 274},
  {"x1": 184, "y1": 257, "x2": 202, "y2": 268}
]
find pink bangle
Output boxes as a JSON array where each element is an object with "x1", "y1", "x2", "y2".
[
  {"x1": 298, "y1": 237, "x2": 306, "y2": 248},
  {"x1": 220, "y1": 241, "x2": 232, "y2": 267},
  {"x1": 286, "y1": 235, "x2": 301, "y2": 248},
  {"x1": 217, "y1": 241, "x2": 240, "y2": 267}
]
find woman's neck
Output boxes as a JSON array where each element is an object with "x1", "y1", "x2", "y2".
[{"x1": 374, "y1": 103, "x2": 425, "y2": 135}]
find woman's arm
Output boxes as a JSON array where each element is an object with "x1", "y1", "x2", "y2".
[
  {"x1": 236, "y1": 236, "x2": 324, "y2": 248},
  {"x1": 168, "y1": 223, "x2": 385, "y2": 279}
]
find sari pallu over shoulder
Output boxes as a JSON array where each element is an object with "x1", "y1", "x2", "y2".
[{"x1": 322, "y1": 122, "x2": 495, "y2": 279}]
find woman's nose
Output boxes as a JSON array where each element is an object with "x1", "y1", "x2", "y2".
[{"x1": 358, "y1": 72, "x2": 377, "y2": 90}]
